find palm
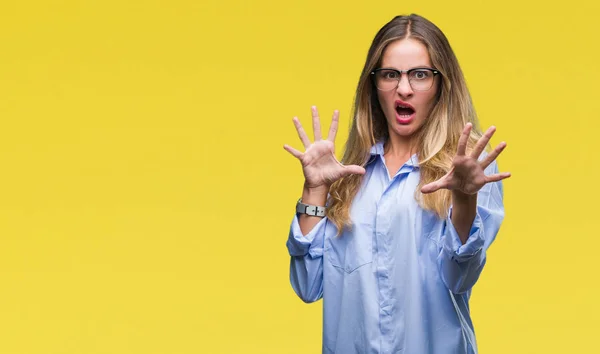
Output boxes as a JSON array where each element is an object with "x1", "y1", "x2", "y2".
[
  {"x1": 284, "y1": 107, "x2": 365, "y2": 189},
  {"x1": 421, "y1": 123, "x2": 511, "y2": 195},
  {"x1": 438, "y1": 155, "x2": 490, "y2": 195},
  {"x1": 300, "y1": 140, "x2": 353, "y2": 188}
]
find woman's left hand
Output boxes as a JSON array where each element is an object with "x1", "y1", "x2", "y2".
[{"x1": 421, "y1": 123, "x2": 511, "y2": 195}]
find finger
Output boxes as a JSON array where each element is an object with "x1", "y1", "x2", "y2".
[
  {"x1": 311, "y1": 106, "x2": 322, "y2": 141},
  {"x1": 283, "y1": 144, "x2": 303, "y2": 159},
  {"x1": 471, "y1": 125, "x2": 496, "y2": 159},
  {"x1": 293, "y1": 117, "x2": 311, "y2": 149},
  {"x1": 421, "y1": 179, "x2": 449, "y2": 194},
  {"x1": 480, "y1": 141, "x2": 507, "y2": 169},
  {"x1": 456, "y1": 123, "x2": 472, "y2": 156},
  {"x1": 327, "y1": 110, "x2": 340, "y2": 142},
  {"x1": 485, "y1": 172, "x2": 511, "y2": 183},
  {"x1": 341, "y1": 164, "x2": 366, "y2": 176}
]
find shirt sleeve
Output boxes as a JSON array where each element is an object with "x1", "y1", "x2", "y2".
[
  {"x1": 286, "y1": 214, "x2": 331, "y2": 303},
  {"x1": 437, "y1": 160, "x2": 505, "y2": 294}
]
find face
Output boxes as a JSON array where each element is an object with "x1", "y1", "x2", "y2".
[{"x1": 375, "y1": 38, "x2": 439, "y2": 141}]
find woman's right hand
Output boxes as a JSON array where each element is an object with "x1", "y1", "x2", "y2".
[{"x1": 283, "y1": 106, "x2": 366, "y2": 192}]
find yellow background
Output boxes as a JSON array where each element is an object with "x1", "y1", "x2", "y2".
[{"x1": 0, "y1": 0, "x2": 598, "y2": 353}]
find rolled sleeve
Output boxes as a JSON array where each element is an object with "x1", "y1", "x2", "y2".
[
  {"x1": 286, "y1": 215, "x2": 328, "y2": 258},
  {"x1": 286, "y1": 214, "x2": 330, "y2": 303},
  {"x1": 443, "y1": 206, "x2": 485, "y2": 263},
  {"x1": 438, "y1": 160, "x2": 505, "y2": 294}
]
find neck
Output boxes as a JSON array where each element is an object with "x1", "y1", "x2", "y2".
[{"x1": 384, "y1": 133, "x2": 417, "y2": 159}]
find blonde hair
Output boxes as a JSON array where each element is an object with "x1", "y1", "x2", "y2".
[{"x1": 327, "y1": 14, "x2": 483, "y2": 233}]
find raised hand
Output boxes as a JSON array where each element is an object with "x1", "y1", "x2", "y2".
[
  {"x1": 283, "y1": 106, "x2": 366, "y2": 191},
  {"x1": 421, "y1": 123, "x2": 511, "y2": 195}
]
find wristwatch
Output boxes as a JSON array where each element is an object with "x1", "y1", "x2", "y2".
[{"x1": 296, "y1": 198, "x2": 326, "y2": 217}]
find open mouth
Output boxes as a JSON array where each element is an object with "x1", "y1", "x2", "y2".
[
  {"x1": 395, "y1": 105, "x2": 415, "y2": 117},
  {"x1": 394, "y1": 100, "x2": 415, "y2": 124}
]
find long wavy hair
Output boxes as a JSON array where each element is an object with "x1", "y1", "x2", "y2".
[{"x1": 327, "y1": 14, "x2": 483, "y2": 233}]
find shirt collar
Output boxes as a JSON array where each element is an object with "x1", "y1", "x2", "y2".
[{"x1": 369, "y1": 141, "x2": 385, "y2": 156}]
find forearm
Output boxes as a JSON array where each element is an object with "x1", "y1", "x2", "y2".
[
  {"x1": 450, "y1": 191, "x2": 478, "y2": 244},
  {"x1": 298, "y1": 183, "x2": 329, "y2": 236}
]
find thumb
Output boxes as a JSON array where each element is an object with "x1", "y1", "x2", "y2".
[
  {"x1": 342, "y1": 164, "x2": 366, "y2": 176},
  {"x1": 421, "y1": 180, "x2": 446, "y2": 194}
]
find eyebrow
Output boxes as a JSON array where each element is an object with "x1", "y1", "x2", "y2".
[{"x1": 378, "y1": 66, "x2": 434, "y2": 70}]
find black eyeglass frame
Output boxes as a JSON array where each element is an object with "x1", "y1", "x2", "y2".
[{"x1": 370, "y1": 67, "x2": 441, "y2": 91}]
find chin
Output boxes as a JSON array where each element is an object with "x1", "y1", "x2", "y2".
[
  {"x1": 392, "y1": 127, "x2": 417, "y2": 138},
  {"x1": 388, "y1": 120, "x2": 422, "y2": 138}
]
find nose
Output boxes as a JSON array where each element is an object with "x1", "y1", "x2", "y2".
[{"x1": 396, "y1": 74, "x2": 413, "y2": 98}]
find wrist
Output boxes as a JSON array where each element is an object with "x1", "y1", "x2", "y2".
[
  {"x1": 302, "y1": 183, "x2": 329, "y2": 206},
  {"x1": 451, "y1": 190, "x2": 477, "y2": 212},
  {"x1": 452, "y1": 189, "x2": 477, "y2": 201}
]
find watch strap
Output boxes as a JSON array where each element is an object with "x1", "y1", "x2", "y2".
[{"x1": 296, "y1": 198, "x2": 326, "y2": 217}]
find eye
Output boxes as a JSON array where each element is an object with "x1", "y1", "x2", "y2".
[
  {"x1": 381, "y1": 70, "x2": 400, "y2": 80},
  {"x1": 411, "y1": 70, "x2": 431, "y2": 80}
]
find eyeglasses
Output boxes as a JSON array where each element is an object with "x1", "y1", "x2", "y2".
[{"x1": 370, "y1": 67, "x2": 440, "y2": 92}]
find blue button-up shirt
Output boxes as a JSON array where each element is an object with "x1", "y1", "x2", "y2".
[{"x1": 286, "y1": 142, "x2": 504, "y2": 354}]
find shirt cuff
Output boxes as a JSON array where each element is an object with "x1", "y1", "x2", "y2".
[
  {"x1": 286, "y1": 215, "x2": 328, "y2": 258},
  {"x1": 444, "y1": 206, "x2": 485, "y2": 263}
]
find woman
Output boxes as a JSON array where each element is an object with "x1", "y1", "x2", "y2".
[{"x1": 283, "y1": 14, "x2": 510, "y2": 354}]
